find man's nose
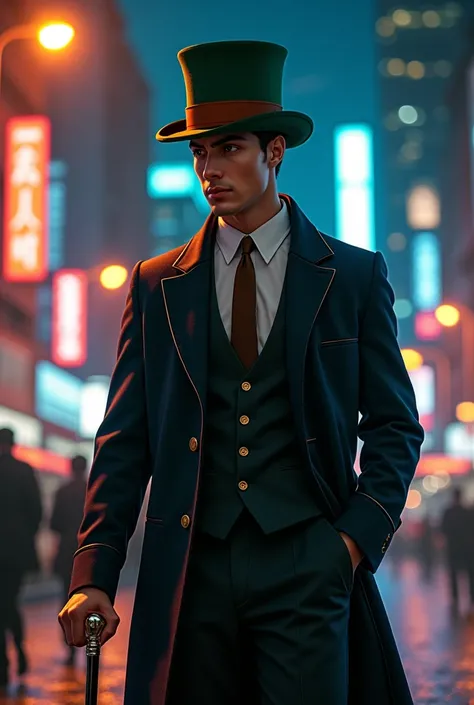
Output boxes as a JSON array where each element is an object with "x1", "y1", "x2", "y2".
[{"x1": 203, "y1": 154, "x2": 223, "y2": 181}]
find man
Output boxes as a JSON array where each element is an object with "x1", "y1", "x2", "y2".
[
  {"x1": 441, "y1": 487, "x2": 474, "y2": 613},
  {"x1": 0, "y1": 428, "x2": 42, "y2": 690},
  {"x1": 50, "y1": 455, "x2": 88, "y2": 666},
  {"x1": 59, "y1": 41, "x2": 424, "y2": 705}
]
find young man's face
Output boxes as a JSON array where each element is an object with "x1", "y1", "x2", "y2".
[{"x1": 190, "y1": 132, "x2": 278, "y2": 217}]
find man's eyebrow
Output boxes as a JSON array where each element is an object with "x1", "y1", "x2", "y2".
[{"x1": 189, "y1": 134, "x2": 249, "y2": 150}]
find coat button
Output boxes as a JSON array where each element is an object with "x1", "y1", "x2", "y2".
[
  {"x1": 241, "y1": 381, "x2": 251, "y2": 391},
  {"x1": 239, "y1": 415, "x2": 250, "y2": 425},
  {"x1": 238, "y1": 480, "x2": 248, "y2": 491},
  {"x1": 238, "y1": 446, "x2": 249, "y2": 457},
  {"x1": 189, "y1": 437, "x2": 198, "y2": 452},
  {"x1": 181, "y1": 514, "x2": 191, "y2": 529}
]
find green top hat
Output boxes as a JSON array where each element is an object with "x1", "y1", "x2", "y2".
[{"x1": 156, "y1": 40, "x2": 313, "y2": 148}]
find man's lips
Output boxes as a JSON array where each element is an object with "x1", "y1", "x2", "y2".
[{"x1": 206, "y1": 187, "x2": 232, "y2": 196}]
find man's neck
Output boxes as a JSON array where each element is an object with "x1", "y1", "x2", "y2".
[{"x1": 222, "y1": 192, "x2": 282, "y2": 234}]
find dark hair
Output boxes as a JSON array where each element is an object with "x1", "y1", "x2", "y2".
[
  {"x1": 253, "y1": 132, "x2": 283, "y2": 177},
  {"x1": 0, "y1": 427, "x2": 14, "y2": 449},
  {"x1": 71, "y1": 455, "x2": 88, "y2": 475}
]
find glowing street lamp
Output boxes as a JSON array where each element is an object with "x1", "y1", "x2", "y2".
[
  {"x1": 0, "y1": 21, "x2": 75, "y2": 99},
  {"x1": 435, "y1": 304, "x2": 460, "y2": 327},
  {"x1": 99, "y1": 265, "x2": 128, "y2": 291},
  {"x1": 401, "y1": 348, "x2": 424, "y2": 371},
  {"x1": 456, "y1": 402, "x2": 474, "y2": 424},
  {"x1": 37, "y1": 22, "x2": 75, "y2": 51}
]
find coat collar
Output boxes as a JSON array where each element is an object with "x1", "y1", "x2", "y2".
[{"x1": 171, "y1": 194, "x2": 334, "y2": 273}]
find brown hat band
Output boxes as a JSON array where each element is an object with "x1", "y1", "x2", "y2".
[{"x1": 186, "y1": 99, "x2": 282, "y2": 130}]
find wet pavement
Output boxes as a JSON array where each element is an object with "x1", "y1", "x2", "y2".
[{"x1": 1, "y1": 558, "x2": 474, "y2": 703}]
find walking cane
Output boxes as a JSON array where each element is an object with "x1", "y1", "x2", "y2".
[{"x1": 85, "y1": 613, "x2": 106, "y2": 705}]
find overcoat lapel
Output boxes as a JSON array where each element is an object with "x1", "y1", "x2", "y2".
[
  {"x1": 282, "y1": 195, "x2": 336, "y2": 440},
  {"x1": 161, "y1": 217, "x2": 215, "y2": 410}
]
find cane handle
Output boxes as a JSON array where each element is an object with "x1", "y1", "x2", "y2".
[{"x1": 85, "y1": 613, "x2": 106, "y2": 657}]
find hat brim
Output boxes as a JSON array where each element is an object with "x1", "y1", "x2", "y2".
[{"x1": 155, "y1": 110, "x2": 313, "y2": 148}]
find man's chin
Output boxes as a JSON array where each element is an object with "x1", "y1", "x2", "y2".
[{"x1": 209, "y1": 202, "x2": 239, "y2": 217}]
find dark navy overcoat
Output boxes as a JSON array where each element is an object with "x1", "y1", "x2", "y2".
[{"x1": 70, "y1": 196, "x2": 424, "y2": 705}]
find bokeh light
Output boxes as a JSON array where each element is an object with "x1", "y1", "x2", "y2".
[
  {"x1": 435, "y1": 304, "x2": 460, "y2": 327},
  {"x1": 99, "y1": 265, "x2": 128, "y2": 290},
  {"x1": 38, "y1": 22, "x2": 75, "y2": 51}
]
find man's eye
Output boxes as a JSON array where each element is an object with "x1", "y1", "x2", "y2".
[
  {"x1": 224, "y1": 145, "x2": 238, "y2": 153},
  {"x1": 193, "y1": 150, "x2": 204, "y2": 158}
]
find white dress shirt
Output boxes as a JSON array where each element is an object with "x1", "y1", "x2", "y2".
[{"x1": 214, "y1": 200, "x2": 291, "y2": 353}]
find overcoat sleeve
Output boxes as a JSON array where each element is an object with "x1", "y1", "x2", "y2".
[
  {"x1": 333, "y1": 251, "x2": 424, "y2": 572},
  {"x1": 69, "y1": 261, "x2": 151, "y2": 602}
]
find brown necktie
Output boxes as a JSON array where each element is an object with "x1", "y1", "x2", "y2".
[{"x1": 231, "y1": 235, "x2": 258, "y2": 368}]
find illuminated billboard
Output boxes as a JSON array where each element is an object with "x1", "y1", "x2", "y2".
[
  {"x1": 412, "y1": 231, "x2": 441, "y2": 311},
  {"x1": 334, "y1": 124, "x2": 375, "y2": 251},
  {"x1": 51, "y1": 270, "x2": 88, "y2": 367},
  {"x1": 35, "y1": 360, "x2": 83, "y2": 432},
  {"x1": 3, "y1": 116, "x2": 51, "y2": 281}
]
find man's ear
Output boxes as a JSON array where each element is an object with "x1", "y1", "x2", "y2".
[{"x1": 268, "y1": 135, "x2": 286, "y2": 170}]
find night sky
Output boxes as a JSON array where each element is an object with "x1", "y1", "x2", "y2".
[{"x1": 117, "y1": 0, "x2": 378, "y2": 233}]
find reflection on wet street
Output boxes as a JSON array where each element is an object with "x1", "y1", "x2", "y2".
[{"x1": 2, "y1": 559, "x2": 474, "y2": 704}]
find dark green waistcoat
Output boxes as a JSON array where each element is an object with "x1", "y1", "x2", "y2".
[{"x1": 195, "y1": 263, "x2": 322, "y2": 539}]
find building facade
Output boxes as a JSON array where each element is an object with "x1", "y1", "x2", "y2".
[{"x1": 375, "y1": 1, "x2": 474, "y2": 345}]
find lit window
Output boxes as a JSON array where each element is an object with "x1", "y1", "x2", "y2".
[
  {"x1": 434, "y1": 60, "x2": 452, "y2": 77},
  {"x1": 398, "y1": 105, "x2": 419, "y2": 124},
  {"x1": 387, "y1": 58, "x2": 406, "y2": 76},
  {"x1": 422, "y1": 10, "x2": 441, "y2": 27},
  {"x1": 407, "y1": 61, "x2": 425, "y2": 79},
  {"x1": 393, "y1": 9, "x2": 412, "y2": 26},
  {"x1": 387, "y1": 232, "x2": 407, "y2": 251},
  {"x1": 407, "y1": 185, "x2": 440, "y2": 229},
  {"x1": 376, "y1": 17, "x2": 396, "y2": 36}
]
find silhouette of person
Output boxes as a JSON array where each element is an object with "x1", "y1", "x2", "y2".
[
  {"x1": 0, "y1": 428, "x2": 42, "y2": 690},
  {"x1": 441, "y1": 487, "x2": 474, "y2": 612},
  {"x1": 50, "y1": 455, "x2": 88, "y2": 666}
]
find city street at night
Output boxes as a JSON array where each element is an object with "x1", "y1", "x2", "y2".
[{"x1": 1, "y1": 559, "x2": 474, "y2": 704}]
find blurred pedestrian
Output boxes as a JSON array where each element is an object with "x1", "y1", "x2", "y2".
[
  {"x1": 50, "y1": 455, "x2": 88, "y2": 666},
  {"x1": 441, "y1": 487, "x2": 474, "y2": 613},
  {"x1": 0, "y1": 428, "x2": 42, "y2": 690}
]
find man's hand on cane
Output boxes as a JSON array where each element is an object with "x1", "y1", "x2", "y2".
[{"x1": 59, "y1": 587, "x2": 120, "y2": 647}]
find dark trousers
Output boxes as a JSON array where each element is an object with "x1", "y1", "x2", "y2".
[
  {"x1": 0, "y1": 564, "x2": 24, "y2": 683},
  {"x1": 168, "y1": 510, "x2": 353, "y2": 705}
]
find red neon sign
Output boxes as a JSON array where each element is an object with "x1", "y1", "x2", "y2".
[
  {"x1": 52, "y1": 270, "x2": 88, "y2": 367},
  {"x1": 3, "y1": 116, "x2": 51, "y2": 281}
]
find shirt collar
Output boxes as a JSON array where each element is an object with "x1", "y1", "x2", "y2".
[{"x1": 216, "y1": 199, "x2": 290, "y2": 265}]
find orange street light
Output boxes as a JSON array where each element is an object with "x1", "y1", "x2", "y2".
[
  {"x1": 456, "y1": 402, "x2": 474, "y2": 424},
  {"x1": 435, "y1": 304, "x2": 460, "y2": 327},
  {"x1": 0, "y1": 21, "x2": 75, "y2": 99},
  {"x1": 37, "y1": 22, "x2": 75, "y2": 51},
  {"x1": 99, "y1": 265, "x2": 128, "y2": 291},
  {"x1": 401, "y1": 348, "x2": 424, "y2": 371},
  {"x1": 435, "y1": 302, "x2": 474, "y2": 403}
]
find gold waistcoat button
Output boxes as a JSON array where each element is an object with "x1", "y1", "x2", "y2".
[
  {"x1": 238, "y1": 480, "x2": 248, "y2": 491},
  {"x1": 241, "y1": 381, "x2": 251, "y2": 391},
  {"x1": 239, "y1": 446, "x2": 249, "y2": 457},
  {"x1": 181, "y1": 514, "x2": 191, "y2": 529},
  {"x1": 239, "y1": 415, "x2": 250, "y2": 425},
  {"x1": 189, "y1": 437, "x2": 198, "y2": 452}
]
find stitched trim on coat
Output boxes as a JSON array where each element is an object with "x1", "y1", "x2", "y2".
[
  {"x1": 356, "y1": 492, "x2": 396, "y2": 533},
  {"x1": 73, "y1": 543, "x2": 124, "y2": 559}
]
